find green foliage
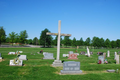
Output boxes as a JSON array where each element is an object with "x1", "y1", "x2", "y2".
[
  {"x1": 79, "y1": 37, "x2": 84, "y2": 46},
  {"x1": 19, "y1": 30, "x2": 28, "y2": 44},
  {"x1": 85, "y1": 37, "x2": 91, "y2": 46},
  {"x1": 63, "y1": 36, "x2": 71, "y2": 47},
  {"x1": 111, "y1": 41, "x2": 116, "y2": 48},
  {"x1": 27, "y1": 39, "x2": 33, "y2": 44},
  {"x1": 72, "y1": 37, "x2": 77, "y2": 47},
  {"x1": 104, "y1": 38, "x2": 111, "y2": 48},
  {"x1": 116, "y1": 39, "x2": 120, "y2": 47},
  {"x1": 40, "y1": 28, "x2": 52, "y2": 47},
  {"x1": 0, "y1": 26, "x2": 6, "y2": 45},
  {"x1": 9, "y1": 32, "x2": 16, "y2": 46},
  {"x1": 33, "y1": 37, "x2": 39, "y2": 45}
]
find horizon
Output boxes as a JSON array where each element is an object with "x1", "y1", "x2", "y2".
[{"x1": 0, "y1": 0, "x2": 120, "y2": 41}]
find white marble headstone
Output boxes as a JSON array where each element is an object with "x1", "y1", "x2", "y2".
[
  {"x1": 87, "y1": 46, "x2": 90, "y2": 57},
  {"x1": 43, "y1": 53, "x2": 54, "y2": 59},
  {"x1": 18, "y1": 55, "x2": 27, "y2": 60},
  {"x1": 8, "y1": 52, "x2": 16, "y2": 55},
  {"x1": 63, "y1": 54, "x2": 69, "y2": 57},
  {"x1": 19, "y1": 51, "x2": 23, "y2": 53},
  {"x1": 9, "y1": 60, "x2": 23, "y2": 66},
  {"x1": 114, "y1": 52, "x2": 117, "y2": 60},
  {"x1": 107, "y1": 50, "x2": 110, "y2": 57},
  {"x1": 74, "y1": 53, "x2": 79, "y2": 56}
]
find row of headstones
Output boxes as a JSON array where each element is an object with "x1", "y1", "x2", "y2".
[
  {"x1": 98, "y1": 51, "x2": 119, "y2": 64},
  {"x1": 9, "y1": 51, "x2": 27, "y2": 66},
  {"x1": 42, "y1": 52, "x2": 82, "y2": 74}
]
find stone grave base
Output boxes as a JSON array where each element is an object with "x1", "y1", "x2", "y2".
[
  {"x1": 9, "y1": 60, "x2": 23, "y2": 66},
  {"x1": 52, "y1": 60, "x2": 63, "y2": 67},
  {"x1": 107, "y1": 70, "x2": 115, "y2": 72},
  {"x1": 61, "y1": 70, "x2": 82, "y2": 74}
]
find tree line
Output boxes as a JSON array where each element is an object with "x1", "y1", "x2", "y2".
[{"x1": 0, "y1": 26, "x2": 120, "y2": 48}]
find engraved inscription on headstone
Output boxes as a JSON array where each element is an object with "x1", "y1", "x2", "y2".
[
  {"x1": 61, "y1": 61, "x2": 82, "y2": 74},
  {"x1": 43, "y1": 53, "x2": 54, "y2": 59}
]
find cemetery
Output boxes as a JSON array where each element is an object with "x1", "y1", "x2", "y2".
[{"x1": 0, "y1": 47, "x2": 120, "y2": 80}]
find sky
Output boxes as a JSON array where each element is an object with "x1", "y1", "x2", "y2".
[{"x1": 0, "y1": 0, "x2": 120, "y2": 41}]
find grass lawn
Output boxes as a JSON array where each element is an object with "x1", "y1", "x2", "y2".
[{"x1": 0, "y1": 47, "x2": 120, "y2": 80}]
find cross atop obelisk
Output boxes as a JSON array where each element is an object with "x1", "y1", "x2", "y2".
[{"x1": 46, "y1": 20, "x2": 71, "y2": 67}]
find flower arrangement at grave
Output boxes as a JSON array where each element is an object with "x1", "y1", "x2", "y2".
[{"x1": 13, "y1": 58, "x2": 20, "y2": 64}]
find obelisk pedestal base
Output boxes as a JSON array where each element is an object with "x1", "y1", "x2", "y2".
[{"x1": 52, "y1": 60, "x2": 63, "y2": 67}]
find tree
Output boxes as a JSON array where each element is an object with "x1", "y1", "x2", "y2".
[
  {"x1": 0, "y1": 27, "x2": 6, "y2": 46},
  {"x1": 111, "y1": 40, "x2": 116, "y2": 48},
  {"x1": 85, "y1": 37, "x2": 91, "y2": 46},
  {"x1": 92, "y1": 37, "x2": 101, "y2": 48},
  {"x1": 99, "y1": 38, "x2": 105, "y2": 47},
  {"x1": 9, "y1": 32, "x2": 16, "y2": 46},
  {"x1": 63, "y1": 36, "x2": 71, "y2": 47},
  {"x1": 33, "y1": 37, "x2": 38, "y2": 45},
  {"x1": 40, "y1": 28, "x2": 52, "y2": 47},
  {"x1": 14, "y1": 33, "x2": 19, "y2": 43},
  {"x1": 19, "y1": 30, "x2": 28, "y2": 44},
  {"x1": 79, "y1": 38, "x2": 84, "y2": 46},
  {"x1": 104, "y1": 38, "x2": 111, "y2": 48},
  {"x1": 116, "y1": 39, "x2": 120, "y2": 48},
  {"x1": 27, "y1": 39, "x2": 32, "y2": 44},
  {"x1": 6, "y1": 37, "x2": 10, "y2": 43},
  {"x1": 53, "y1": 36, "x2": 58, "y2": 46},
  {"x1": 72, "y1": 37, "x2": 77, "y2": 47}
]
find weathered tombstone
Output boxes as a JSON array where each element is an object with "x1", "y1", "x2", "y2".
[
  {"x1": 90, "y1": 52, "x2": 93, "y2": 55},
  {"x1": 114, "y1": 52, "x2": 117, "y2": 60},
  {"x1": 80, "y1": 51, "x2": 85, "y2": 55},
  {"x1": 19, "y1": 51, "x2": 23, "y2": 53},
  {"x1": 103, "y1": 53, "x2": 106, "y2": 60},
  {"x1": 74, "y1": 53, "x2": 79, "y2": 56},
  {"x1": 98, "y1": 56, "x2": 104, "y2": 64},
  {"x1": 46, "y1": 20, "x2": 71, "y2": 67},
  {"x1": 61, "y1": 61, "x2": 82, "y2": 74},
  {"x1": 69, "y1": 51, "x2": 74, "y2": 54},
  {"x1": 18, "y1": 55, "x2": 27, "y2": 60},
  {"x1": 9, "y1": 58, "x2": 23, "y2": 66},
  {"x1": 77, "y1": 46, "x2": 79, "y2": 49},
  {"x1": 116, "y1": 55, "x2": 119, "y2": 64},
  {"x1": 107, "y1": 50, "x2": 110, "y2": 57},
  {"x1": 0, "y1": 53, "x2": 2, "y2": 60},
  {"x1": 97, "y1": 52, "x2": 103, "y2": 55},
  {"x1": 87, "y1": 46, "x2": 90, "y2": 57},
  {"x1": 63, "y1": 54, "x2": 69, "y2": 57},
  {"x1": 68, "y1": 54, "x2": 78, "y2": 59},
  {"x1": 43, "y1": 53, "x2": 54, "y2": 59},
  {"x1": 8, "y1": 52, "x2": 16, "y2": 55}
]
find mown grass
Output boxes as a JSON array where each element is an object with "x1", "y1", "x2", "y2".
[{"x1": 0, "y1": 48, "x2": 120, "y2": 80}]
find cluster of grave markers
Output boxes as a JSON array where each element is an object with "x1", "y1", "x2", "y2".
[
  {"x1": 98, "y1": 50, "x2": 120, "y2": 64},
  {"x1": 8, "y1": 51, "x2": 27, "y2": 66}
]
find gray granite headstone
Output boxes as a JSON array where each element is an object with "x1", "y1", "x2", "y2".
[
  {"x1": 43, "y1": 53, "x2": 54, "y2": 59},
  {"x1": 61, "y1": 61, "x2": 82, "y2": 74},
  {"x1": 98, "y1": 56, "x2": 104, "y2": 64},
  {"x1": 0, "y1": 53, "x2": 1, "y2": 57},
  {"x1": 18, "y1": 55, "x2": 27, "y2": 60},
  {"x1": 69, "y1": 51, "x2": 74, "y2": 54}
]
